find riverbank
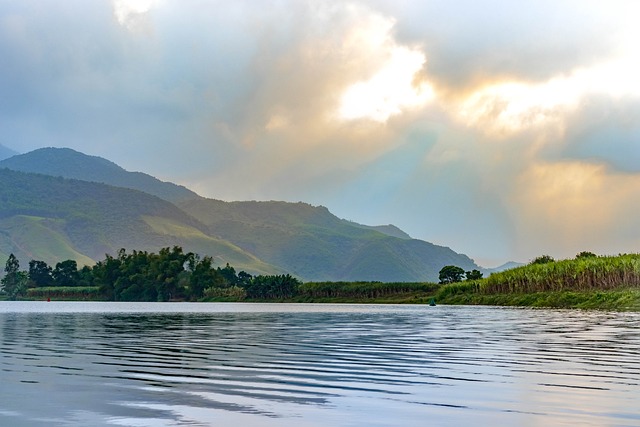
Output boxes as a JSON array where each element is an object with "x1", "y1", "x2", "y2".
[
  {"x1": 13, "y1": 288, "x2": 640, "y2": 311},
  {"x1": 435, "y1": 288, "x2": 640, "y2": 310},
  {"x1": 8, "y1": 254, "x2": 640, "y2": 311}
]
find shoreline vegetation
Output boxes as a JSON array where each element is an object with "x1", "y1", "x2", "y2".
[{"x1": 2, "y1": 248, "x2": 640, "y2": 311}]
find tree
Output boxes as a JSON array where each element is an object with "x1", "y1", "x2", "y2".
[
  {"x1": 465, "y1": 269, "x2": 483, "y2": 281},
  {"x1": 576, "y1": 251, "x2": 597, "y2": 260},
  {"x1": 218, "y1": 263, "x2": 238, "y2": 285},
  {"x1": 530, "y1": 255, "x2": 555, "y2": 265},
  {"x1": 438, "y1": 265, "x2": 465, "y2": 284},
  {"x1": 52, "y1": 260, "x2": 79, "y2": 287},
  {"x1": 188, "y1": 255, "x2": 224, "y2": 300},
  {"x1": 2, "y1": 254, "x2": 27, "y2": 299},
  {"x1": 28, "y1": 260, "x2": 53, "y2": 287}
]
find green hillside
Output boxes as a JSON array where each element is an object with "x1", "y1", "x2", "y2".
[
  {"x1": 0, "y1": 216, "x2": 94, "y2": 266},
  {"x1": 178, "y1": 199, "x2": 480, "y2": 282},
  {"x1": 0, "y1": 147, "x2": 199, "y2": 203},
  {"x1": 0, "y1": 169, "x2": 278, "y2": 274},
  {"x1": 0, "y1": 148, "x2": 484, "y2": 282}
]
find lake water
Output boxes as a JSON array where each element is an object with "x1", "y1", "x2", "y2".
[{"x1": 1, "y1": 302, "x2": 639, "y2": 427}]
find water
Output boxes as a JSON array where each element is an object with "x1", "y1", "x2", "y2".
[{"x1": 1, "y1": 302, "x2": 639, "y2": 426}]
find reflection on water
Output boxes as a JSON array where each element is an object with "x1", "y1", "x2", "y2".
[{"x1": 1, "y1": 302, "x2": 639, "y2": 426}]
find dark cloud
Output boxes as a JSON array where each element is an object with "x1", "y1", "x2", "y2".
[{"x1": 559, "y1": 96, "x2": 640, "y2": 173}]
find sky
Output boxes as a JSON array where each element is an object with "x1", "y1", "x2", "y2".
[{"x1": 1, "y1": 0, "x2": 640, "y2": 267}]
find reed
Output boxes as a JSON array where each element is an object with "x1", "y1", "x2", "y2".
[
  {"x1": 484, "y1": 254, "x2": 640, "y2": 294},
  {"x1": 435, "y1": 280, "x2": 482, "y2": 299},
  {"x1": 298, "y1": 281, "x2": 438, "y2": 300},
  {"x1": 27, "y1": 286, "x2": 102, "y2": 300}
]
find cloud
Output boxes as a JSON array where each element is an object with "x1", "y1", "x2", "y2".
[
  {"x1": 509, "y1": 160, "x2": 640, "y2": 259},
  {"x1": 560, "y1": 98, "x2": 640, "y2": 173},
  {"x1": 376, "y1": 0, "x2": 636, "y2": 95},
  {"x1": 2, "y1": 0, "x2": 640, "y2": 266},
  {"x1": 112, "y1": 0, "x2": 156, "y2": 31},
  {"x1": 335, "y1": 14, "x2": 433, "y2": 122}
]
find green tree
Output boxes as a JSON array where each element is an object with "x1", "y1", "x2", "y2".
[
  {"x1": 243, "y1": 274, "x2": 301, "y2": 299},
  {"x1": 28, "y1": 260, "x2": 53, "y2": 287},
  {"x1": 93, "y1": 254, "x2": 122, "y2": 300},
  {"x1": 465, "y1": 269, "x2": 483, "y2": 281},
  {"x1": 218, "y1": 263, "x2": 238, "y2": 285},
  {"x1": 151, "y1": 246, "x2": 192, "y2": 301},
  {"x1": 53, "y1": 260, "x2": 79, "y2": 287},
  {"x1": 188, "y1": 255, "x2": 224, "y2": 300},
  {"x1": 576, "y1": 251, "x2": 597, "y2": 260},
  {"x1": 438, "y1": 265, "x2": 465, "y2": 284},
  {"x1": 2, "y1": 254, "x2": 27, "y2": 299},
  {"x1": 530, "y1": 255, "x2": 555, "y2": 265}
]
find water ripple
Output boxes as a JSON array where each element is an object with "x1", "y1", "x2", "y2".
[{"x1": 1, "y1": 304, "x2": 639, "y2": 426}]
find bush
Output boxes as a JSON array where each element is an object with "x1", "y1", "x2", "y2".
[
  {"x1": 203, "y1": 285, "x2": 247, "y2": 300},
  {"x1": 530, "y1": 255, "x2": 555, "y2": 265}
]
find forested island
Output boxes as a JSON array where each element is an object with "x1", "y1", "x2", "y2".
[{"x1": 1, "y1": 247, "x2": 639, "y2": 311}]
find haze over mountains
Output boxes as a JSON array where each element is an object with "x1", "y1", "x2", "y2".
[
  {"x1": 0, "y1": 143, "x2": 18, "y2": 161},
  {"x1": 0, "y1": 147, "x2": 492, "y2": 282}
]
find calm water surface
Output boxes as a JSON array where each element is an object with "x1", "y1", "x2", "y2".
[{"x1": 1, "y1": 302, "x2": 639, "y2": 426}]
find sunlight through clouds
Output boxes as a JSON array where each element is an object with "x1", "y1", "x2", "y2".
[
  {"x1": 457, "y1": 48, "x2": 640, "y2": 135},
  {"x1": 337, "y1": 15, "x2": 433, "y2": 123},
  {"x1": 510, "y1": 160, "x2": 640, "y2": 258},
  {"x1": 4, "y1": 0, "x2": 640, "y2": 265},
  {"x1": 112, "y1": 0, "x2": 157, "y2": 30}
]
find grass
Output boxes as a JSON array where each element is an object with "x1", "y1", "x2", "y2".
[
  {"x1": 434, "y1": 254, "x2": 640, "y2": 310},
  {"x1": 26, "y1": 286, "x2": 102, "y2": 301},
  {"x1": 436, "y1": 289, "x2": 640, "y2": 311},
  {"x1": 484, "y1": 254, "x2": 640, "y2": 293},
  {"x1": 7, "y1": 254, "x2": 640, "y2": 310}
]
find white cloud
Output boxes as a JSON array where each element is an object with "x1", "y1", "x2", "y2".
[
  {"x1": 112, "y1": 0, "x2": 157, "y2": 30},
  {"x1": 336, "y1": 14, "x2": 433, "y2": 122}
]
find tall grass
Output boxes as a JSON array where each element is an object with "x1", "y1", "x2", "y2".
[
  {"x1": 298, "y1": 281, "x2": 439, "y2": 300},
  {"x1": 435, "y1": 280, "x2": 482, "y2": 299},
  {"x1": 484, "y1": 254, "x2": 640, "y2": 294},
  {"x1": 27, "y1": 286, "x2": 102, "y2": 300}
]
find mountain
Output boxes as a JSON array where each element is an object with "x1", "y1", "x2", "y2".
[
  {"x1": 0, "y1": 147, "x2": 200, "y2": 203},
  {"x1": 0, "y1": 143, "x2": 18, "y2": 161},
  {"x1": 0, "y1": 147, "x2": 484, "y2": 282},
  {"x1": 177, "y1": 199, "x2": 480, "y2": 282},
  {"x1": 484, "y1": 261, "x2": 525, "y2": 275},
  {"x1": 0, "y1": 168, "x2": 278, "y2": 275},
  {"x1": 348, "y1": 222, "x2": 412, "y2": 239}
]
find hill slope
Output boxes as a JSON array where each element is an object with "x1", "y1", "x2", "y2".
[
  {"x1": 1, "y1": 147, "x2": 483, "y2": 282},
  {"x1": 178, "y1": 199, "x2": 480, "y2": 282},
  {"x1": 0, "y1": 143, "x2": 18, "y2": 160},
  {"x1": 0, "y1": 147, "x2": 200, "y2": 203},
  {"x1": 0, "y1": 169, "x2": 277, "y2": 275}
]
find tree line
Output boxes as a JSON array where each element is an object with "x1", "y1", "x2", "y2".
[{"x1": 0, "y1": 247, "x2": 300, "y2": 301}]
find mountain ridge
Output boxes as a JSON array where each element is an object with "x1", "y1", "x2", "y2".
[
  {"x1": 0, "y1": 168, "x2": 278, "y2": 275},
  {"x1": 0, "y1": 147, "x2": 484, "y2": 281},
  {"x1": 0, "y1": 147, "x2": 200, "y2": 203},
  {"x1": 0, "y1": 143, "x2": 18, "y2": 160}
]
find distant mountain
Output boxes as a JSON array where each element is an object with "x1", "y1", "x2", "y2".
[
  {"x1": 0, "y1": 168, "x2": 278, "y2": 275},
  {"x1": 0, "y1": 147, "x2": 484, "y2": 282},
  {"x1": 0, "y1": 143, "x2": 18, "y2": 160},
  {"x1": 178, "y1": 199, "x2": 480, "y2": 282},
  {"x1": 484, "y1": 261, "x2": 525, "y2": 275},
  {"x1": 0, "y1": 147, "x2": 200, "y2": 203}
]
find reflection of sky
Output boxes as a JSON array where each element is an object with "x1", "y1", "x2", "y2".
[
  {"x1": 1, "y1": 303, "x2": 639, "y2": 426},
  {"x1": 2, "y1": 1, "x2": 640, "y2": 265}
]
